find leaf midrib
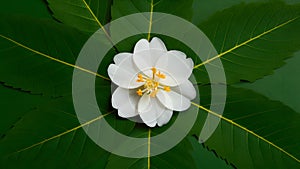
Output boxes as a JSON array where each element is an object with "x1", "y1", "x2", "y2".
[
  {"x1": 147, "y1": 1, "x2": 154, "y2": 168},
  {"x1": 147, "y1": 0, "x2": 154, "y2": 41},
  {"x1": 191, "y1": 102, "x2": 300, "y2": 163},
  {"x1": 81, "y1": 0, "x2": 110, "y2": 38},
  {"x1": 79, "y1": 0, "x2": 117, "y2": 50},
  {"x1": 6, "y1": 112, "x2": 112, "y2": 157},
  {"x1": 193, "y1": 16, "x2": 300, "y2": 69},
  {"x1": 0, "y1": 34, "x2": 110, "y2": 81}
]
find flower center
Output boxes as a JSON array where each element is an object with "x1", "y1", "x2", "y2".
[{"x1": 136, "y1": 67, "x2": 171, "y2": 97}]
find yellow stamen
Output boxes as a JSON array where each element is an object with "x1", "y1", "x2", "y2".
[
  {"x1": 151, "y1": 67, "x2": 157, "y2": 74},
  {"x1": 156, "y1": 72, "x2": 166, "y2": 79},
  {"x1": 137, "y1": 89, "x2": 143, "y2": 96},
  {"x1": 135, "y1": 67, "x2": 171, "y2": 97},
  {"x1": 137, "y1": 74, "x2": 145, "y2": 82},
  {"x1": 137, "y1": 79, "x2": 144, "y2": 82},
  {"x1": 163, "y1": 86, "x2": 171, "y2": 92},
  {"x1": 151, "y1": 67, "x2": 157, "y2": 79},
  {"x1": 138, "y1": 74, "x2": 143, "y2": 78},
  {"x1": 145, "y1": 79, "x2": 152, "y2": 87}
]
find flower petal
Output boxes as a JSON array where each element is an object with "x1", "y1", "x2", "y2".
[
  {"x1": 112, "y1": 87, "x2": 139, "y2": 118},
  {"x1": 138, "y1": 93, "x2": 152, "y2": 113},
  {"x1": 156, "y1": 50, "x2": 193, "y2": 86},
  {"x1": 157, "y1": 90, "x2": 191, "y2": 111},
  {"x1": 138, "y1": 95, "x2": 167, "y2": 127},
  {"x1": 128, "y1": 115, "x2": 143, "y2": 123},
  {"x1": 186, "y1": 58, "x2": 194, "y2": 68},
  {"x1": 133, "y1": 38, "x2": 167, "y2": 72},
  {"x1": 137, "y1": 94, "x2": 156, "y2": 127},
  {"x1": 134, "y1": 39, "x2": 149, "y2": 53},
  {"x1": 108, "y1": 55, "x2": 142, "y2": 89},
  {"x1": 150, "y1": 37, "x2": 167, "y2": 51},
  {"x1": 157, "y1": 109, "x2": 173, "y2": 127},
  {"x1": 133, "y1": 49, "x2": 166, "y2": 72},
  {"x1": 172, "y1": 80, "x2": 196, "y2": 100},
  {"x1": 170, "y1": 50, "x2": 194, "y2": 68},
  {"x1": 113, "y1": 53, "x2": 131, "y2": 65}
]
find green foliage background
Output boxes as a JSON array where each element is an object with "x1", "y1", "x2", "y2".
[{"x1": 0, "y1": 0, "x2": 300, "y2": 169}]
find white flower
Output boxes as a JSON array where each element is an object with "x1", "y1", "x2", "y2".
[{"x1": 108, "y1": 37, "x2": 196, "y2": 127}]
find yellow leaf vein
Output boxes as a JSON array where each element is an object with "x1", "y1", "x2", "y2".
[
  {"x1": 191, "y1": 102, "x2": 300, "y2": 163},
  {"x1": 193, "y1": 16, "x2": 299, "y2": 69},
  {"x1": 14, "y1": 112, "x2": 112, "y2": 154},
  {"x1": 0, "y1": 34, "x2": 110, "y2": 81}
]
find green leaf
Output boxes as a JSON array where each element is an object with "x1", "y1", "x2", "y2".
[
  {"x1": 105, "y1": 136, "x2": 198, "y2": 169},
  {"x1": 0, "y1": 15, "x2": 133, "y2": 169},
  {"x1": 0, "y1": 84, "x2": 48, "y2": 139},
  {"x1": 111, "y1": 0, "x2": 194, "y2": 44},
  {"x1": 104, "y1": 124, "x2": 232, "y2": 169},
  {"x1": 0, "y1": 42, "x2": 133, "y2": 169},
  {"x1": 0, "y1": 96, "x2": 111, "y2": 169},
  {"x1": 105, "y1": 135, "x2": 233, "y2": 169},
  {"x1": 0, "y1": 79, "x2": 135, "y2": 168},
  {"x1": 193, "y1": 2, "x2": 300, "y2": 84},
  {"x1": 112, "y1": 0, "x2": 194, "y2": 21},
  {"x1": 192, "y1": 0, "x2": 300, "y2": 30},
  {"x1": 47, "y1": 0, "x2": 113, "y2": 34},
  {"x1": 192, "y1": 0, "x2": 299, "y2": 26},
  {"x1": 0, "y1": 0, "x2": 51, "y2": 19},
  {"x1": 188, "y1": 137, "x2": 234, "y2": 169},
  {"x1": 193, "y1": 86, "x2": 300, "y2": 169},
  {"x1": 0, "y1": 15, "x2": 109, "y2": 97},
  {"x1": 236, "y1": 51, "x2": 300, "y2": 113},
  {"x1": 0, "y1": 83, "x2": 135, "y2": 169}
]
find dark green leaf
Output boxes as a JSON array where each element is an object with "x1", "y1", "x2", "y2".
[
  {"x1": 0, "y1": 84, "x2": 48, "y2": 140},
  {"x1": 188, "y1": 136, "x2": 234, "y2": 169},
  {"x1": 47, "y1": 0, "x2": 113, "y2": 34},
  {"x1": 0, "y1": 0, "x2": 51, "y2": 19},
  {"x1": 194, "y1": 86, "x2": 300, "y2": 169},
  {"x1": 112, "y1": 0, "x2": 194, "y2": 21},
  {"x1": 0, "y1": 80, "x2": 112, "y2": 169},
  {"x1": 0, "y1": 95, "x2": 111, "y2": 169},
  {"x1": 105, "y1": 136, "x2": 198, "y2": 169},
  {"x1": 0, "y1": 16, "x2": 91, "y2": 96},
  {"x1": 236, "y1": 51, "x2": 300, "y2": 113},
  {"x1": 111, "y1": 0, "x2": 194, "y2": 50},
  {"x1": 194, "y1": 2, "x2": 300, "y2": 84}
]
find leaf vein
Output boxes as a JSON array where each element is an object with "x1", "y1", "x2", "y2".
[
  {"x1": 191, "y1": 102, "x2": 300, "y2": 163},
  {"x1": 0, "y1": 34, "x2": 110, "y2": 81},
  {"x1": 9, "y1": 112, "x2": 112, "y2": 155},
  {"x1": 194, "y1": 16, "x2": 299, "y2": 69}
]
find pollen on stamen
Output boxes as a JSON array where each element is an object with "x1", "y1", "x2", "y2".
[
  {"x1": 156, "y1": 72, "x2": 166, "y2": 79},
  {"x1": 151, "y1": 67, "x2": 157, "y2": 74},
  {"x1": 137, "y1": 74, "x2": 145, "y2": 82},
  {"x1": 163, "y1": 86, "x2": 171, "y2": 92},
  {"x1": 136, "y1": 89, "x2": 143, "y2": 96},
  {"x1": 138, "y1": 74, "x2": 143, "y2": 78}
]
